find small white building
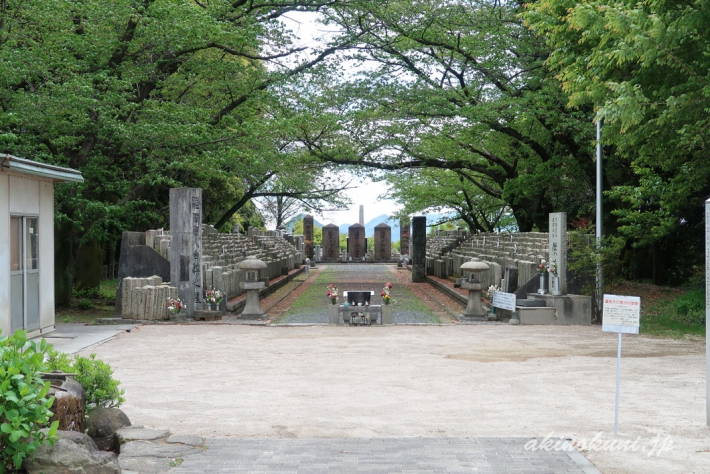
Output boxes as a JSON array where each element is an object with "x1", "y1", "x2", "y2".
[{"x1": 0, "y1": 154, "x2": 83, "y2": 338}]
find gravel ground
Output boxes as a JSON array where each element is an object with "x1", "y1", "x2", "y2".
[
  {"x1": 276, "y1": 264, "x2": 441, "y2": 324},
  {"x1": 85, "y1": 324, "x2": 709, "y2": 474}
]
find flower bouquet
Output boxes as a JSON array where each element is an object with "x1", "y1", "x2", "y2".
[
  {"x1": 327, "y1": 284, "x2": 338, "y2": 305},
  {"x1": 547, "y1": 260, "x2": 558, "y2": 276},
  {"x1": 205, "y1": 288, "x2": 223, "y2": 309},
  {"x1": 380, "y1": 281, "x2": 393, "y2": 305},
  {"x1": 486, "y1": 284, "x2": 500, "y2": 301},
  {"x1": 167, "y1": 298, "x2": 183, "y2": 315},
  {"x1": 537, "y1": 258, "x2": 548, "y2": 274}
]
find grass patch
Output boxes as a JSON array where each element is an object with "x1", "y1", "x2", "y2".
[
  {"x1": 56, "y1": 305, "x2": 115, "y2": 324},
  {"x1": 636, "y1": 286, "x2": 705, "y2": 338},
  {"x1": 100, "y1": 279, "x2": 118, "y2": 300}
]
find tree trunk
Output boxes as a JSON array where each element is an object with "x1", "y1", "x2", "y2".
[{"x1": 54, "y1": 224, "x2": 76, "y2": 308}]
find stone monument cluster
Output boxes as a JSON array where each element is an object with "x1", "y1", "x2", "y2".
[{"x1": 120, "y1": 275, "x2": 178, "y2": 320}]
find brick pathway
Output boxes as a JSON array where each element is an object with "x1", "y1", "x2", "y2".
[{"x1": 170, "y1": 437, "x2": 599, "y2": 473}]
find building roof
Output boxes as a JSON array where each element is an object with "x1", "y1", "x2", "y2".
[{"x1": 1, "y1": 154, "x2": 84, "y2": 183}]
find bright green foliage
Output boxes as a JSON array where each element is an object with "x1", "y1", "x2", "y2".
[
  {"x1": 0, "y1": 331, "x2": 59, "y2": 472},
  {"x1": 305, "y1": 0, "x2": 598, "y2": 232},
  {"x1": 674, "y1": 288, "x2": 705, "y2": 326},
  {"x1": 46, "y1": 351, "x2": 125, "y2": 412},
  {"x1": 525, "y1": 0, "x2": 710, "y2": 248}
]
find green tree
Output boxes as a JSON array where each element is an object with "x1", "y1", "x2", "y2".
[{"x1": 525, "y1": 0, "x2": 710, "y2": 282}]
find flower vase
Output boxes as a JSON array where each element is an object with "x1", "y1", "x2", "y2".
[
  {"x1": 328, "y1": 303, "x2": 340, "y2": 325},
  {"x1": 206, "y1": 303, "x2": 211, "y2": 312},
  {"x1": 538, "y1": 274, "x2": 547, "y2": 294},
  {"x1": 382, "y1": 304, "x2": 393, "y2": 325},
  {"x1": 551, "y1": 275, "x2": 561, "y2": 296}
]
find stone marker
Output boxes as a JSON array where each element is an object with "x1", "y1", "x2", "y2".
[
  {"x1": 503, "y1": 266, "x2": 519, "y2": 294},
  {"x1": 359, "y1": 205, "x2": 364, "y2": 225},
  {"x1": 322, "y1": 224, "x2": 339, "y2": 260},
  {"x1": 348, "y1": 223, "x2": 366, "y2": 260},
  {"x1": 303, "y1": 214, "x2": 314, "y2": 261},
  {"x1": 400, "y1": 217, "x2": 411, "y2": 256},
  {"x1": 412, "y1": 216, "x2": 426, "y2": 282},
  {"x1": 549, "y1": 212, "x2": 567, "y2": 295},
  {"x1": 169, "y1": 188, "x2": 203, "y2": 316},
  {"x1": 374, "y1": 222, "x2": 391, "y2": 260}
]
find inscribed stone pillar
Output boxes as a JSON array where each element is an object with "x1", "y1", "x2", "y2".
[
  {"x1": 322, "y1": 224, "x2": 339, "y2": 260},
  {"x1": 400, "y1": 218, "x2": 411, "y2": 257},
  {"x1": 359, "y1": 205, "x2": 364, "y2": 225},
  {"x1": 303, "y1": 215, "x2": 314, "y2": 261},
  {"x1": 169, "y1": 188, "x2": 203, "y2": 317},
  {"x1": 412, "y1": 216, "x2": 427, "y2": 282},
  {"x1": 374, "y1": 223, "x2": 391, "y2": 261},
  {"x1": 548, "y1": 212, "x2": 567, "y2": 295},
  {"x1": 348, "y1": 223, "x2": 366, "y2": 259}
]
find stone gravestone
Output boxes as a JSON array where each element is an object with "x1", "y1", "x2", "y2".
[
  {"x1": 348, "y1": 223, "x2": 366, "y2": 260},
  {"x1": 412, "y1": 216, "x2": 426, "y2": 282},
  {"x1": 549, "y1": 212, "x2": 567, "y2": 295},
  {"x1": 303, "y1": 215, "x2": 314, "y2": 261},
  {"x1": 374, "y1": 222, "x2": 391, "y2": 261},
  {"x1": 169, "y1": 188, "x2": 203, "y2": 316},
  {"x1": 400, "y1": 217, "x2": 411, "y2": 257},
  {"x1": 322, "y1": 224, "x2": 339, "y2": 260},
  {"x1": 503, "y1": 266, "x2": 518, "y2": 294}
]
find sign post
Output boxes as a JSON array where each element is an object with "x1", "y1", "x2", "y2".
[{"x1": 602, "y1": 294, "x2": 641, "y2": 435}]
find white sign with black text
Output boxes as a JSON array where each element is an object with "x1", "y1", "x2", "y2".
[{"x1": 492, "y1": 291, "x2": 516, "y2": 312}]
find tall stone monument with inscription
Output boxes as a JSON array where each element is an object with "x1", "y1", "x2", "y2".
[
  {"x1": 169, "y1": 188, "x2": 203, "y2": 317},
  {"x1": 400, "y1": 217, "x2": 411, "y2": 257},
  {"x1": 322, "y1": 224, "x2": 339, "y2": 260},
  {"x1": 412, "y1": 216, "x2": 426, "y2": 282},
  {"x1": 374, "y1": 222, "x2": 391, "y2": 261},
  {"x1": 348, "y1": 223, "x2": 366, "y2": 260},
  {"x1": 549, "y1": 212, "x2": 567, "y2": 295},
  {"x1": 303, "y1": 214, "x2": 314, "y2": 261}
]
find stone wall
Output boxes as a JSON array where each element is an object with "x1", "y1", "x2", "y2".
[
  {"x1": 139, "y1": 226, "x2": 304, "y2": 303},
  {"x1": 121, "y1": 276, "x2": 178, "y2": 320}
]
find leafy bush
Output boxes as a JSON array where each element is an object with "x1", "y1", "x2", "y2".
[
  {"x1": 674, "y1": 289, "x2": 705, "y2": 326},
  {"x1": 75, "y1": 298, "x2": 93, "y2": 310},
  {"x1": 46, "y1": 351, "x2": 125, "y2": 412},
  {"x1": 73, "y1": 287, "x2": 101, "y2": 299},
  {"x1": 0, "y1": 330, "x2": 59, "y2": 472}
]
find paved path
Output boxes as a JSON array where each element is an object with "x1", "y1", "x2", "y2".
[
  {"x1": 276, "y1": 265, "x2": 454, "y2": 324},
  {"x1": 171, "y1": 437, "x2": 599, "y2": 473},
  {"x1": 40, "y1": 323, "x2": 138, "y2": 354}
]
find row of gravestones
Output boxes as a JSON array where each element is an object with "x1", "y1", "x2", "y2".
[{"x1": 121, "y1": 276, "x2": 178, "y2": 320}]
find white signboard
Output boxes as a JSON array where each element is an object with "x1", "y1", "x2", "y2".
[
  {"x1": 492, "y1": 291, "x2": 516, "y2": 311},
  {"x1": 602, "y1": 294, "x2": 641, "y2": 334}
]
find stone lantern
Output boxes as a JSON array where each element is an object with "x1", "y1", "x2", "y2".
[
  {"x1": 460, "y1": 257, "x2": 490, "y2": 321},
  {"x1": 238, "y1": 256, "x2": 267, "y2": 319}
]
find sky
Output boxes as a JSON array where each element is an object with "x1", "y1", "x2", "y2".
[{"x1": 279, "y1": 12, "x2": 403, "y2": 227}]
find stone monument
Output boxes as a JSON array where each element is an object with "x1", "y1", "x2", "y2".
[
  {"x1": 400, "y1": 217, "x2": 410, "y2": 257},
  {"x1": 323, "y1": 224, "x2": 340, "y2": 260},
  {"x1": 412, "y1": 216, "x2": 426, "y2": 282},
  {"x1": 238, "y1": 256, "x2": 267, "y2": 319},
  {"x1": 374, "y1": 222, "x2": 391, "y2": 261},
  {"x1": 303, "y1": 214, "x2": 314, "y2": 261},
  {"x1": 549, "y1": 212, "x2": 567, "y2": 294},
  {"x1": 359, "y1": 205, "x2": 364, "y2": 225},
  {"x1": 348, "y1": 223, "x2": 366, "y2": 260},
  {"x1": 169, "y1": 188, "x2": 203, "y2": 317}
]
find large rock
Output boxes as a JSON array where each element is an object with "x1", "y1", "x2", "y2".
[
  {"x1": 85, "y1": 407, "x2": 131, "y2": 452},
  {"x1": 45, "y1": 375, "x2": 86, "y2": 433},
  {"x1": 23, "y1": 430, "x2": 120, "y2": 474}
]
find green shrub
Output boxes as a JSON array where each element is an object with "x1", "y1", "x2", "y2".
[
  {"x1": 674, "y1": 289, "x2": 705, "y2": 326},
  {"x1": 76, "y1": 298, "x2": 93, "y2": 310},
  {"x1": 0, "y1": 330, "x2": 59, "y2": 472},
  {"x1": 73, "y1": 287, "x2": 101, "y2": 299},
  {"x1": 46, "y1": 351, "x2": 125, "y2": 412}
]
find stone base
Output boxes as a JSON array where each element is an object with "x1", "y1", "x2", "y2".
[
  {"x1": 527, "y1": 293, "x2": 592, "y2": 325},
  {"x1": 462, "y1": 314, "x2": 488, "y2": 322}
]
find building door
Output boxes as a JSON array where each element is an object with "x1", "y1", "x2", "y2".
[{"x1": 10, "y1": 216, "x2": 40, "y2": 332}]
